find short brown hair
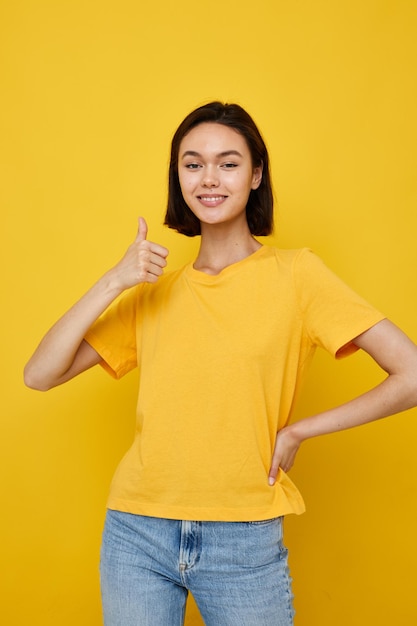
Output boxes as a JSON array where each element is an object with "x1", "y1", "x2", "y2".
[{"x1": 164, "y1": 102, "x2": 274, "y2": 237}]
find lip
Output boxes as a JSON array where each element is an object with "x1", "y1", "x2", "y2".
[{"x1": 197, "y1": 194, "x2": 228, "y2": 207}]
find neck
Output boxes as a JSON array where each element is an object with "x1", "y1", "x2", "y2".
[{"x1": 193, "y1": 223, "x2": 262, "y2": 275}]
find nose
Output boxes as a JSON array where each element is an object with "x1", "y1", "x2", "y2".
[{"x1": 201, "y1": 166, "x2": 219, "y2": 188}]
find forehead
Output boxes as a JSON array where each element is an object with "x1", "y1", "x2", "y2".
[{"x1": 179, "y1": 122, "x2": 250, "y2": 156}]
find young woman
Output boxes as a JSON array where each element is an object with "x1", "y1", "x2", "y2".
[{"x1": 24, "y1": 102, "x2": 417, "y2": 626}]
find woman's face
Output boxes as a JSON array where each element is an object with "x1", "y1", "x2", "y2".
[{"x1": 178, "y1": 123, "x2": 262, "y2": 231}]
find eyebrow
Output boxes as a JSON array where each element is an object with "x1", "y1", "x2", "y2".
[{"x1": 181, "y1": 150, "x2": 243, "y2": 159}]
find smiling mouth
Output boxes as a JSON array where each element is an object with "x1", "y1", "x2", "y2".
[{"x1": 197, "y1": 195, "x2": 227, "y2": 203}]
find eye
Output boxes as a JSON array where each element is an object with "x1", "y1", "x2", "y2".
[
  {"x1": 221, "y1": 162, "x2": 238, "y2": 169},
  {"x1": 184, "y1": 163, "x2": 201, "y2": 170}
]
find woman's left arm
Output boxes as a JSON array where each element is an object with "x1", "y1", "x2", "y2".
[{"x1": 269, "y1": 319, "x2": 417, "y2": 484}]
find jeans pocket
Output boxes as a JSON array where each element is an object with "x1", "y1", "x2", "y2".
[{"x1": 248, "y1": 516, "x2": 281, "y2": 526}]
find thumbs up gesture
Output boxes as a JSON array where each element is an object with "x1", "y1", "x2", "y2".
[{"x1": 111, "y1": 217, "x2": 169, "y2": 291}]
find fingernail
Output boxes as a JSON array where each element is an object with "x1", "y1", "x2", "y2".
[{"x1": 268, "y1": 477, "x2": 275, "y2": 486}]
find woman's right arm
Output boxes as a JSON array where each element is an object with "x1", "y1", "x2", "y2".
[{"x1": 24, "y1": 218, "x2": 169, "y2": 391}]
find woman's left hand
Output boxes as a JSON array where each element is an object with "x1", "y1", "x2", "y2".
[
  {"x1": 268, "y1": 319, "x2": 417, "y2": 486},
  {"x1": 268, "y1": 426, "x2": 301, "y2": 485}
]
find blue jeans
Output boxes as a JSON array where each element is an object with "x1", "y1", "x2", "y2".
[{"x1": 100, "y1": 510, "x2": 295, "y2": 626}]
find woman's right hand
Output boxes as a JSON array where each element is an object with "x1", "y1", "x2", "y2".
[
  {"x1": 109, "y1": 217, "x2": 169, "y2": 291},
  {"x1": 24, "y1": 218, "x2": 169, "y2": 390}
]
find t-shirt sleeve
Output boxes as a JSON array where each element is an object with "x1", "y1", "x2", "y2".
[
  {"x1": 84, "y1": 286, "x2": 140, "y2": 379},
  {"x1": 294, "y1": 248, "x2": 386, "y2": 359}
]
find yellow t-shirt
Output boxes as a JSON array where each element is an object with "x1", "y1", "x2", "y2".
[{"x1": 85, "y1": 246, "x2": 385, "y2": 521}]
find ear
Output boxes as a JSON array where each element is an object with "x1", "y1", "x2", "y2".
[{"x1": 251, "y1": 163, "x2": 263, "y2": 190}]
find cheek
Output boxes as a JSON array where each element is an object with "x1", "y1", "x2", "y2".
[
  {"x1": 178, "y1": 172, "x2": 192, "y2": 195},
  {"x1": 179, "y1": 182, "x2": 190, "y2": 199},
  {"x1": 181, "y1": 184, "x2": 198, "y2": 204},
  {"x1": 234, "y1": 172, "x2": 254, "y2": 195}
]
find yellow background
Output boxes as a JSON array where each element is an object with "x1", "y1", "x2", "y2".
[{"x1": 2, "y1": 1, "x2": 416, "y2": 624}]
